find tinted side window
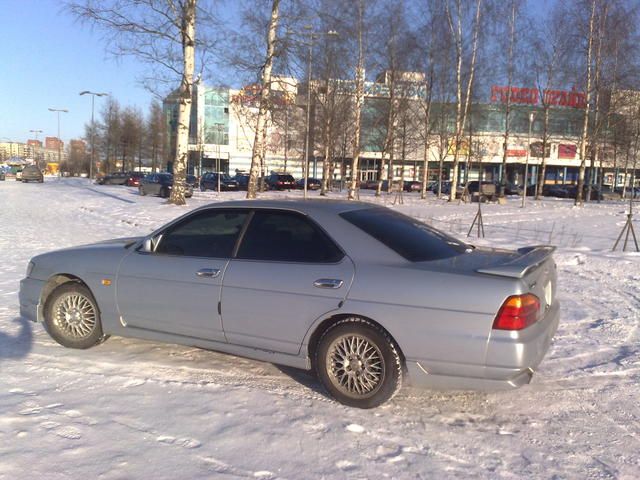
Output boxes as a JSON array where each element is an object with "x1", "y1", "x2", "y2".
[
  {"x1": 237, "y1": 211, "x2": 343, "y2": 263},
  {"x1": 340, "y1": 208, "x2": 468, "y2": 262},
  {"x1": 155, "y1": 210, "x2": 248, "y2": 258}
]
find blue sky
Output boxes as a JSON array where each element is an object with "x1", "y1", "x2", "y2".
[
  {"x1": 0, "y1": 0, "x2": 154, "y2": 144},
  {"x1": 1, "y1": 0, "x2": 553, "y2": 145}
]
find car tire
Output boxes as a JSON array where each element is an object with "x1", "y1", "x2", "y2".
[
  {"x1": 44, "y1": 283, "x2": 107, "y2": 349},
  {"x1": 315, "y1": 318, "x2": 402, "y2": 408}
]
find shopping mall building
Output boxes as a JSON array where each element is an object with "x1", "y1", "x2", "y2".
[{"x1": 164, "y1": 73, "x2": 638, "y2": 189}]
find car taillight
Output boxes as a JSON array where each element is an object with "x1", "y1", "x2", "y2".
[{"x1": 492, "y1": 294, "x2": 540, "y2": 330}]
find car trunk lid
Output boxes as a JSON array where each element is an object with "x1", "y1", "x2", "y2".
[{"x1": 476, "y1": 245, "x2": 556, "y2": 279}]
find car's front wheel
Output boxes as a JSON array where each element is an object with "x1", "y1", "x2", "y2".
[
  {"x1": 315, "y1": 319, "x2": 402, "y2": 408},
  {"x1": 44, "y1": 283, "x2": 107, "y2": 349}
]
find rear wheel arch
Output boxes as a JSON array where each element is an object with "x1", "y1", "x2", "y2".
[
  {"x1": 307, "y1": 314, "x2": 406, "y2": 370},
  {"x1": 311, "y1": 314, "x2": 405, "y2": 408}
]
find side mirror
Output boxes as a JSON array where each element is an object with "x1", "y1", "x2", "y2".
[{"x1": 142, "y1": 238, "x2": 154, "y2": 253}]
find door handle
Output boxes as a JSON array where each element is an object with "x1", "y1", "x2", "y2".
[
  {"x1": 196, "y1": 268, "x2": 220, "y2": 278},
  {"x1": 313, "y1": 278, "x2": 343, "y2": 289}
]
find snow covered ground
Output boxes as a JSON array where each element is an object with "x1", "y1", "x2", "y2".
[{"x1": 1, "y1": 177, "x2": 639, "y2": 479}]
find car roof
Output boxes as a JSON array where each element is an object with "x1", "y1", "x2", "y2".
[
  {"x1": 195, "y1": 198, "x2": 379, "y2": 216},
  {"x1": 152, "y1": 199, "x2": 408, "y2": 264}
]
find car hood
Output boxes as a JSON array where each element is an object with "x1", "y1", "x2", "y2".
[
  {"x1": 87, "y1": 236, "x2": 143, "y2": 248},
  {"x1": 28, "y1": 237, "x2": 144, "y2": 281},
  {"x1": 38, "y1": 236, "x2": 142, "y2": 256}
]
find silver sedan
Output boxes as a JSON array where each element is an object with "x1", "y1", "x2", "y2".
[{"x1": 19, "y1": 200, "x2": 559, "y2": 408}]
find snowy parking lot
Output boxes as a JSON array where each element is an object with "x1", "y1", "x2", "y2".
[{"x1": 1, "y1": 177, "x2": 639, "y2": 479}]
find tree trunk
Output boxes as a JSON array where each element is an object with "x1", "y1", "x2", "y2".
[
  {"x1": 169, "y1": 0, "x2": 196, "y2": 206},
  {"x1": 348, "y1": 0, "x2": 365, "y2": 201},
  {"x1": 247, "y1": 0, "x2": 279, "y2": 199},
  {"x1": 576, "y1": 0, "x2": 596, "y2": 206},
  {"x1": 586, "y1": 2, "x2": 607, "y2": 203},
  {"x1": 500, "y1": 1, "x2": 517, "y2": 196},
  {"x1": 447, "y1": 0, "x2": 482, "y2": 202},
  {"x1": 536, "y1": 106, "x2": 550, "y2": 199}
]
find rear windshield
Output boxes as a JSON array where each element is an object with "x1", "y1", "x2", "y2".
[
  {"x1": 278, "y1": 175, "x2": 295, "y2": 181},
  {"x1": 340, "y1": 208, "x2": 469, "y2": 262}
]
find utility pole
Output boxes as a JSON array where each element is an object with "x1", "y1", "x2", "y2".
[
  {"x1": 48, "y1": 108, "x2": 68, "y2": 169},
  {"x1": 80, "y1": 91, "x2": 108, "y2": 179},
  {"x1": 29, "y1": 129, "x2": 43, "y2": 168},
  {"x1": 300, "y1": 27, "x2": 338, "y2": 199}
]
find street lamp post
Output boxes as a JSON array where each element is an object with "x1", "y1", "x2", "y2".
[
  {"x1": 301, "y1": 27, "x2": 338, "y2": 200},
  {"x1": 29, "y1": 129, "x2": 43, "y2": 167},
  {"x1": 48, "y1": 108, "x2": 69, "y2": 170},
  {"x1": 80, "y1": 91, "x2": 108, "y2": 179},
  {"x1": 522, "y1": 112, "x2": 536, "y2": 208}
]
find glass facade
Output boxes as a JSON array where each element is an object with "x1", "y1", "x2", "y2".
[
  {"x1": 203, "y1": 88, "x2": 229, "y2": 145},
  {"x1": 361, "y1": 98, "x2": 387, "y2": 152}
]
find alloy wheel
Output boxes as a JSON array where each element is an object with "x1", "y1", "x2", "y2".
[
  {"x1": 326, "y1": 334, "x2": 385, "y2": 398},
  {"x1": 52, "y1": 293, "x2": 97, "y2": 339}
]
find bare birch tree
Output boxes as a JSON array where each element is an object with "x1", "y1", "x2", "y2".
[
  {"x1": 66, "y1": 0, "x2": 214, "y2": 205},
  {"x1": 445, "y1": 0, "x2": 483, "y2": 202},
  {"x1": 530, "y1": 4, "x2": 570, "y2": 199},
  {"x1": 246, "y1": 0, "x2": 280, "y2": 199},
  {"x1": 348, "y1": 0, "x2": 366, "y2": 201},
  {"x1": 498, "y1": 0, "x2": 519, "y2": 196},
  {"x1": 575, "y1": 0, "x2": 597, "y2": 206}
]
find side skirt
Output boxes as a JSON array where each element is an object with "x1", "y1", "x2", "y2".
[{"x1": 107, "y1": 323, "x2": 312, "y2": 371}]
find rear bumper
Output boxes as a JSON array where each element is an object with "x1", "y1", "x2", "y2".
[
  {"x1": 406, "y1": 363, "x2": 534, "y2": 390},
  {"x1": 19, "y1": 277, "x2": 46, "y2": 322},
  {"x1": 406, "y1": 300, "x2": 560, "y2": 391}
]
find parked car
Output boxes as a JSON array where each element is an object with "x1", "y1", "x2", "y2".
[
  {"x1": 463, "y1": 181, "x2": 497, "y2": 200},
  {"x1": 614, "y1": 186, "x2": 640, "y2": 198},
  {"x1": 296, "y1": 177, "x2": 322, "y2": 190},
  {"x1": 504, "y1": 182, "x2": 523, "y2": 195},
  {"x1": 15, "y1": 169, "x2": 23, "y2": 181},
  {"x1": 138, "y1": 173, "x2": 193, "y2": 198},
  {"x1": 0, "y1": 171, "x2": 5, "y2": 181},
  {"x1": 403, "y1": 180, "x2": 422, "y2": 192},
  {"x1": 539, "y1": 184, "x2": 592, "y2": 200},
  {"x1": 186, "y1": 174, "x2": 199, "y2": 188},
  {"x1": 234, "y1": 174, "x2": 250, "y2": 190},
  {"x1": 440, "y1": 181, "x2": 464, "y2": 197},
  {"x1": 563, "y1": 184, "x2": 604, "y2": 201},
  {"x1": 200, "y1": 172, "x2": 239, "y2": 191},
  {"x1": 266, "y1": 173, "x2": 296, "y2": 190},
  {"x1": 362, "y1": 180, "x2": 389, "y2": 191},
  {"x1": 20, "y1": 200, "x2": 559, "y2": 409},
  {"x1": 125, "y1": 172, "x2": 146, "y2": 187},
  {"x1": 97, "y1": 172, "x2": 129, "y2": 185},
  {"x1": 21, "y1": 165, "x2": 44, "y2": 183}
]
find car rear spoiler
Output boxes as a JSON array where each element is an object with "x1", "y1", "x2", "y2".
[{"x1": 476, "y1": 245, "x2": 556, "y2": 279}]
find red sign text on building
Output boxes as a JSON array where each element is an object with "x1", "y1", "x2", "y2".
[
  {"x1": 558, "y1": 144, "x2": 577, "y2": 159},
  {"x1": 491, "y1": 86, "x2": 587, "y2": 109}
]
